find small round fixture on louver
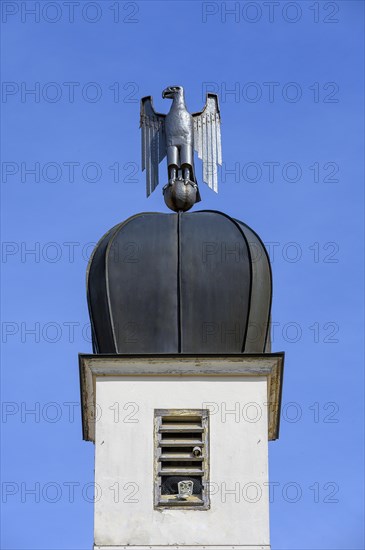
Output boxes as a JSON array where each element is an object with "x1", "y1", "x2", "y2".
[{"x1": 192, "y1": 446, "x2": 202, "y2": 458}]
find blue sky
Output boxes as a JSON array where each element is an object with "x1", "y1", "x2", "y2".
[{"x1": 1, "y1": 1, "x2": 364, "y2": 548}]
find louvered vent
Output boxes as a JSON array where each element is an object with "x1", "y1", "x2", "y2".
[{"x1": 154, "y1": 409, "x2": 209, "y2": 509}]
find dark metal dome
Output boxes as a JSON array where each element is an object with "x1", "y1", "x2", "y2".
[{"x1": 87, "y1": 210, "x2": 272, "y2": 354}]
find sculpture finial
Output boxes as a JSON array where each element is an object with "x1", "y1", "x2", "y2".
[{"x1": 140, "y1": 87, "x2": 222, "y2": 211}]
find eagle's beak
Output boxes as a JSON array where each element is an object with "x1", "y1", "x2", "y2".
[{"x1": 162, "y1": 87, "x2": 172, "y2": 99}]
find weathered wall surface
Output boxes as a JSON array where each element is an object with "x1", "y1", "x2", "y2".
[{"x1": 94, "y1": 376, "x2": 270, "y2": 548}]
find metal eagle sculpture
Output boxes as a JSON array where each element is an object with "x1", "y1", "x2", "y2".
[{"x1": 140, "y1": 85, "x2": 222, "y2": 211}]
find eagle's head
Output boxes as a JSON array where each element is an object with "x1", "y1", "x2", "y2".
[{"x1": 162, "y1": 85, "x2": 183, "y2": 99}]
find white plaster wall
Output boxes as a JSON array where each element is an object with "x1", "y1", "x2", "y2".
[{"x1": 94, "y1": 376, "x2": 269, "y2": 547}]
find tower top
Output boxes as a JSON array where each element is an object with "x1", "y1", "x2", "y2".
[{"x1": 87, "y1": 210, "x2": 272, "y2": 355}]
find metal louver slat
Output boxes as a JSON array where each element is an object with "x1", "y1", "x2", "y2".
[
  {"x1": 160, "y1": 453, "x2": 203, "y2": 461},
  {"x1": 159, "y1": 424, "x2": 203, "y2": 432},
  {"x1": 159, "y1": 439, "x2": 204, "y2": 447}
]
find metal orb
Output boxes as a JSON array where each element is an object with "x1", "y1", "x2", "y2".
[{"x1": 163, "y1": 178, "x2": 198, "y2": 212}]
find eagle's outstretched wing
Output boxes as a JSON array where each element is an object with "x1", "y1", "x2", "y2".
[
  {"x1": 192, "y1": 93, "x2": 222, "y2": 193},
  {"x1": 140, "y1": 96, "x2": 166, "y2": 196}
]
